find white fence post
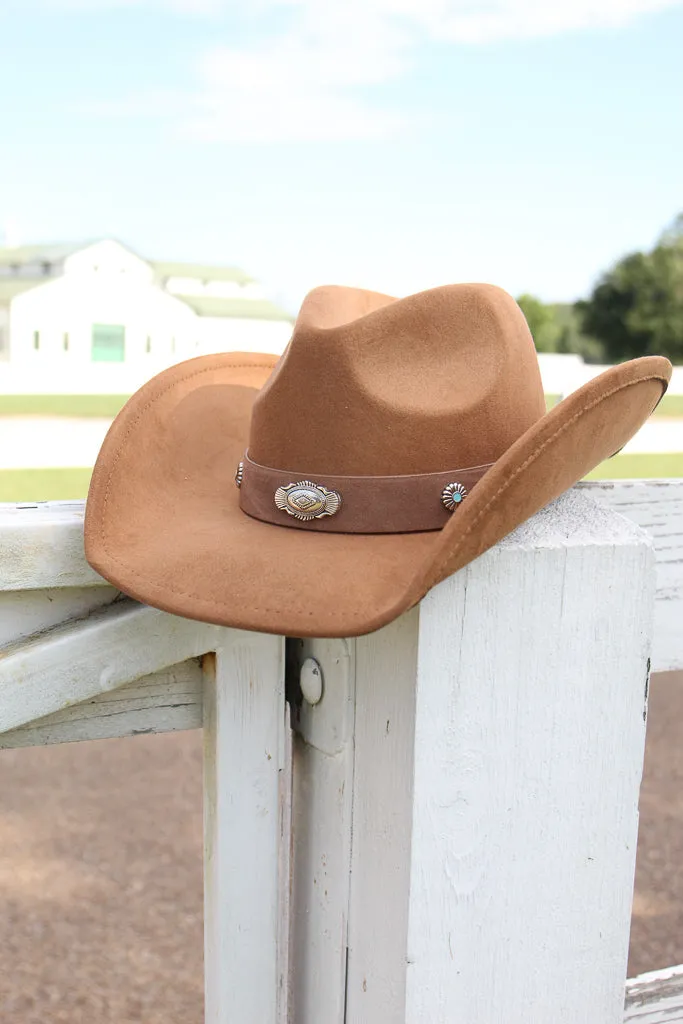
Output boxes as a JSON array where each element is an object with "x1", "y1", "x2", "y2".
[
  {"x1": 287, "y1": 637, "x2": 355, "y2": 1022},
  {"x1": 290, "y1": 489, "x2": 656, "y2": 1024},
  {"x1": 403, "y1": 496, "x2": 652, "y2": 1024},
  {"x1": 202, "y1": 630, "x2": 287, "y2": 1023}
]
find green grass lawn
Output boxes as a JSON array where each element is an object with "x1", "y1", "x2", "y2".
[
  {"x1": 1, "y1": 391, "x2": 680, "y2": 419},
  {"x1": 656, "y1": 394, "x2": 683, "y2": 417},
  {"x1": 0, "y1": 453, "x2": 680, "y2": 504},
  {"x1": 585, "y1": 452, "x2": 683, "y2": 479},
  {"x1": 0, "y1": 394, "x2": 130, "y2": 417},
  {"x1": 0, "y1": 468, "x2": 93, "y2": 502},
  {"x1": 545, "y1": 393, "x2": 682, "y2": 417}
]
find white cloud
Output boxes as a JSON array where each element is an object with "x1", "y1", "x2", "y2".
[
  {"x1": 81, "y1": 20, "x2": 410, "y2": 141},
  {"x1": 69, "y1": 0, "x2": 683, "y2": 141},
  {"x1": 185, "y1": 9, "x2": 412, "y2": 142},
  {"x1": 39, "y1": 0, "x2": 221, "y2": 10},
  {"x1": 261, "y1": 0, "x2": 682, "y2": 42},
  {"x1": 417, "y1": 0, "x2": 683, "y2": 43},
  {"x1": 39, "y1": 0, "x2": 683, "y2": 35}
]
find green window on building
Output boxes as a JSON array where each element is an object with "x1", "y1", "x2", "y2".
[{"x1": 92, "y1": 323, "x2": 125, "y2": 362}]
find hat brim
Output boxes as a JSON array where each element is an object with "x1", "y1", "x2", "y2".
[{"x1": 85, "y1": 352, "x2": 670, "y2": 638}]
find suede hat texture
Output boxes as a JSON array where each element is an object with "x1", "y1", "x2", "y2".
[{"x1": 85, "y1": 283, "x2": 672, "y2": 638}]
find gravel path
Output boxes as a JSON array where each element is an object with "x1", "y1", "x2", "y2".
[{"x1": 0, "y1": 674, "x2": 680, "y2": 1020}]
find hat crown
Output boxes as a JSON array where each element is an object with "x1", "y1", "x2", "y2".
[{"x1": 248, "y1": 283, "x2": 546, "y2": 476}]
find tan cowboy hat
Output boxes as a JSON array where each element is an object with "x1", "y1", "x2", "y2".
[{"x1": 85, "y1": 283, "x2": 671, "y2": 638}]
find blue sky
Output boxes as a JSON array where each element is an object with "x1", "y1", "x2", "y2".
[{"x1": 0, "y1": 0, "x2": 682, "y2": 313}]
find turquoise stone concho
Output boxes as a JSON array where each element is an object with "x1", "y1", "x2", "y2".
[{"x1": 441, "y1": 481, "x2": 468, "y2": 512}]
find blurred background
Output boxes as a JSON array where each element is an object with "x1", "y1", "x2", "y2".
[
  {"x1": 0, "y1": 2, "x2": 681, "y2": 1021},
  {"x1": 1, "y1": 0, "x2": 682, "y2": 498}
]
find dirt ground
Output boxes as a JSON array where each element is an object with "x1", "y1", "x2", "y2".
[
  {"x1": 0, "y1": 731, "x2": 204, "y2": 1024},
  {"x1": 630, "y1": 670, "x2": 683, "y2": 975},
  {"x1": 0, "y1": 673, "x2": 681, "y2": 1023}
]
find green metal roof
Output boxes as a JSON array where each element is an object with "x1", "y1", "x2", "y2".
[
  {"x1": 0, "y1": 244, "x2": 293, "y2": 322},
  {"x1": 0, "y1": 274, "x2": 292, "y2": 321},
  {"x1": 0, "y1": 246, "x2": 254, "y2": 283},
  {"x1": 182, "y1": 295, "x2": 294, "y2": 322},
  {"x1": 151, "y1": 261, "x2": 255, "y2": 286}
]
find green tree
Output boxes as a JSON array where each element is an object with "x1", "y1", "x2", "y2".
[
  {"x1": 516, "y1": 293, "x2": 560, "y2": 352},
  {"x1": 517, "y1": 294, "x2": 604, "y2": 361},
  {"x1": 550, "y1": 303, "x2": 605, "y2": 362},
  {"x1": 659, "y1": 212, "x2": 683, "y2": 246},
  {"x1": 577, "y1": 214, "x2": 683, "y2": 362}
]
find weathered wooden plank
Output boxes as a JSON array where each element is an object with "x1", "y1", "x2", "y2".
[
  {"x1": 0, "y1": 659, "x2": 202, "y2": 748},
  {"x1": 344, "y1": 611, "x2": 419, "y2": 1021},
  {"x1": 203, "y1": 631, "x2": 287, "y2": 1024},
  {"x1": 288, "y1": 637, "x2": 355, "y2": 1023},
  {"x1": 277, "y1": 702, "x2": 292, "y2": 1024},
  {"x1": 0, "y1": 501, "x2": 102, "y2": 590},
  {"x1": 0, "y1": 598, "x2": 222, "y2": 734},
  {"x1": 403, "y1": 492, "x2": 653, "y2": 1024},
  {"x1": 625, "y1": 963, "x2": 683, "y2": 1022},
  {"x1": 0, "y1": 585, "x2": 118, "y2": 646},
  {"x1": 582, "y1": 479, "x2": 683, "y2": 671},
  {"x1": 340, "y1": 490, "x2": 654, "y2": 1024}
]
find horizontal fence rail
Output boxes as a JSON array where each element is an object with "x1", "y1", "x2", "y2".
[
  {"x1": 1, "y1": 479, "x2": 680, "y2": 679},
  {"x1": 625, "y1": 964, "x2": 683, "y2": 1022},
  {"x1": 578, "y1": 479, "x2": 683, "y2": 672},
  {"x1": 0, "y1": 481, "x2": 681, "y2": 1023}
]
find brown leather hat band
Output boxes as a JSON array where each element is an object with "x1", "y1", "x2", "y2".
[{"x1": 238, "y1": 453, "x2": 492, "y2": 534}]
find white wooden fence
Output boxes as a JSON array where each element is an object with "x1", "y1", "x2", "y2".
[{"x1": 0, "y1": 479, "x2": 682, "y2": 1023}]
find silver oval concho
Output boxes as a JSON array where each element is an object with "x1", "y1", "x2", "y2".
[
  {"x1": 441, "y1": 481, "x2": 468, "y2": 512},
  {"x1": 274, "y1": 480, "x2": 342, "y2": 521}
]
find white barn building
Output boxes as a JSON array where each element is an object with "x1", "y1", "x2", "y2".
[{"x1": 0, "y1": 240, "x2": 293, "y2": 393}]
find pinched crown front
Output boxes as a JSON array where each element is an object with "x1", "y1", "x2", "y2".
[{"x1": 247, "y1": 283, "x2": 546, "y2": 482}]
